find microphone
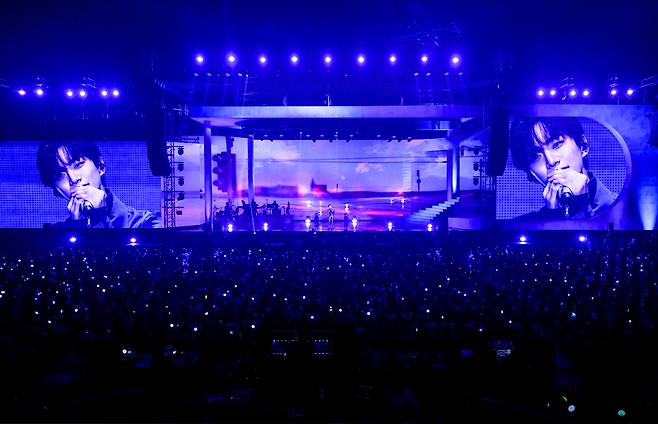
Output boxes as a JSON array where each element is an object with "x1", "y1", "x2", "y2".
[
  {"x1": 558, "y1": 185, "x2": 573, "y2": 206},
  {"x1": 82, "y1": 201, "x2": 93, "y2": 215}
]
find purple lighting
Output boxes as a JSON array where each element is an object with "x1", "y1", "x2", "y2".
[
  {"x1": 17, "y1": 89, "x2": 26, "y2": 96},
  {"x1": 578, "y1": 235, "x2": 587, "y2": 242},
  {"x1": 569, "y1": 89, "x2": 578, "y2": 97},
  {"x1": 420, "y1": 54, "x2": 429, "y2": 64},
  {"x1": 290, "y1": 54, "x2": 299, "y2": 64},
  {"x1": 69, "y1": 236, "x2": 77, "y2": 243},
  {"x1": 79, "y1": 89, "x2": 87, "y2": 98},
  {"x1": 258, "y1": 55, "x2": 267, "y2": 64},
  {"x1": 227, "y1": 54, "x2": 236, "y2": 64},
  {"x1": 357, "y1": 54, "x2": 366, "y2": 65},
  {"x1": 549, "y1": 89, "x2": 557, "y2": 97},
  {"x1": 626, "y1": 88, "x2": 634, "y2": 96},
  {"x1": 195, "y1": 54, "x2": 204, "y2": 64},
  {"x1": 536, "y1": 88, "x2": 545, "y2": 97},
  {"x1": 111, "y1": 89, "x2": 119, "y2": 97},
  {"x1": 66, "y1": 89, "x2": 74, "y2": 98},
  {"x1": 100, "y1": 89, "x2": 108, "y2": 97},
  {"x1": 35, "y1": 88, "x2": 44, "y2": 96},
  {"x1": 389, "y1": 54, "x2": 397, "y2": 64},
  {"x1": 610, "y1": 88, "x2": 618, "y2": 96},
  {"x1": 450, "y1": 54, "x2": 461, "y2": 65},
  {"x1": 323, "y1": 55, "x2": 332, "y2": 64},
  {"x1": 582, "y1": 89, "x2": 590, "y2": 97}
]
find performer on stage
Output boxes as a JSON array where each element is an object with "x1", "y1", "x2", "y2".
[{"x1": 327, "y1": 203, "x2": 335, "y2": 231}]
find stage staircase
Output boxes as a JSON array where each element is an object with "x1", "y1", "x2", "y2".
[{"x1": 406, "y1": 197, "x2": 460, "y2": 224}]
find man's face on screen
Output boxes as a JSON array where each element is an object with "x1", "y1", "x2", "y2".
[
  {"x1": 53, "y1": 147, "x2": 105, "y2": 199},
  {"x1": 527, "y1": 122, "x2": 588, "y2": 184}
]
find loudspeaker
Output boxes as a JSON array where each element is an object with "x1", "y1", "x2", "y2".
[
  {"x1": 146, "y1": 103, "x2": 171, "y2": 176},
  {"x1": 486, "y1": 107, "x2": 509, "y2": 176}
]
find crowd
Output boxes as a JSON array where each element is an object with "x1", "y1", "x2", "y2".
[{"x1": 1, "y1": 234, "x2": 657, "y2": 421}]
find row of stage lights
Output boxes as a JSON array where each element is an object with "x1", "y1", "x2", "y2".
[
  {"x1": 535, "y1": 86, "x2": 636, "y2": 100},
  {"x1": 194, "y1": 52, "x2": 462, "y2": 68},
  {"x1": 15, "y1": 87, "x2": 121, "y2": 99}
]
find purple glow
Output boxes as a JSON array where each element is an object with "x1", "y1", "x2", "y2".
[
  {"x1": 111, "y1": 89, "x2": 119, "y2": 97},
  {"x1": 519, "y1": 235, "x2": 527, "y2": 243},
  {"x1": 549, "y1": 89, "x2": 557, "y2": 97},
  {"x1": 78, "y1": 89, "x2": 87, "y2": 98},
  {"x1": 626, "y1": 88, "x2": 634, "y2": 96},
  {"x1": 35, "y1": 88, "x2": 44, "y2": 96},
  {"x1": 66, "y1": 89, "x2": 74, "y2": 98},
  {"x1": 582, "y1": 89, "x2": 590, "y2": 97},
  {"x1": 17, "y1": 89, "x2": 26, "y2": 96},
  {"x1": 323, "y1": 55, "x2": 332, "y2": 64},
  {"x1": 100, "y1": 89, "x2": 108, "y2": 97},
  {"x1": 129, "y1": 237, "x2": 137, "y2": 244},
  {"x1": 569, "y1": 89, "x2": 577, "y2": 97},
  {"x1": 69, "y1": 236, "x2": 77, "y2": 243},
  {"x1": 227, "y1": 54, "x2": 236, "y2": 64},
  {"x1": 357, "y1": 54, "x2": 366, "y2": 65},
  {"x1": 536, "y1": 89, "x2": 545, "y2": 97},
  {"x1": 258, "y1": 55, "x2": 267, "y2": 64},
  {"x1": 290, "y1": 54, "x2": 299, "y2": 64},
  {"x1": 389, "y1": 54, "x2": 397, "y2": 64},
  {"x1": 610, "y1": 88, "x2": 618, "y2": 96},
  {"x1": 420, "y1": 54, "x2": 429, "y2": 64},
  {"x1": 578, "y1": 235, "x2": 587, "y2": 242},
  {"x1": 195, "y1": 54, "x2": 204, "y2": 64},
  {"x1": 450, "y1": 54, "x2": 461, "y2": 65}
]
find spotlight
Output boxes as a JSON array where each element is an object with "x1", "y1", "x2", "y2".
[
  {"x1": 177, "y1": 163, "x2": 184, "y2": 172},
  {"x1": 111, "y1": 89, "x2": 119, "y2": 97},
  {"x1": 263, "y1": 222, "x2": 269, "y2": 231},
  {"x1": 258, "y1": 55, "x2": 267, "y2": 64},
  {"x1": 626, "y1": 88, "x2": 634, "y2": 96},
  {"x1": 610, "y1": 88, "x2": 618, "y2": 96},
  {"x1": 569, "y1": 89, "x2": 577, "y2": 98},
  {"x1": 549, "y1": 88, "x2": 557, "y2": 97},
  {"x1": 519, "y1": 235, "x2": 527, "y2": 243},
  {"x1": 227, "y1": 54, "x2": 237, "y2": 64},
  {"x1": 305, "y1": 218, "x2": 311, "y2": 229},
  {"x1": 69, "y1": 236, "x2": 77, "y2": 243},
  {"x1": 427, "y1": 223, "x2": 433, "y2": 232},
  {"x1": 290, "y1": 54, "x2": 299, "y2": 64},
  {"x1": 389, "y1": 54, "x2": 397, "y2": 64},
  {"x1": 178, "y1": 176, "x2": 184, "y2": 186},
  {"x1": 100, "y1": 89, "x2": 109, "y2": 97},
  {"x1": 582, "y1": 89, "x2": 590, "y2": 97},
  {"x1": 323, "y1": 54, "x2": 332, "y2": 65},
  {"x1": 387, "y1": 222, "x2": 393, "y2": 231},
  {"x1": 352, "y1": 217, "x2": 358, "y2": 230},
  {"x1": 129, "y1": 237, "x2": 137, "y2": 244},
  {"x1": 357, "y1": 54, "x2": 366, "y2": 65},
  {"x1": 66, "y1": 89, "x2": 74, "y2": 98},
  {"x1": 195, "y1": 54, "x2": 205, "y2": 64},
  {"x1": 450, "y1": 54, "x2": 461, "y2": 65},
  {"x1": 537, "y1": 88, "x2": 545, "y2": 98},
  {"x1": 35, "y1": 88, "x2": 44, "y2": 96},
  {"x1": 578, "y1": 235, "x2": 587, "y2": 242},
  {"x1": 420, "y1": 54, "x2": 429, "y2": 64},
  {"x1": 79, "y1": 89, "x2": 87, "y2": 98},
  {"x1": 17, "y1": 89, "x2": 26, "y2": 96},
  {"x1": 227, "y1": 223, "x2": 233, "y2": 232}
]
